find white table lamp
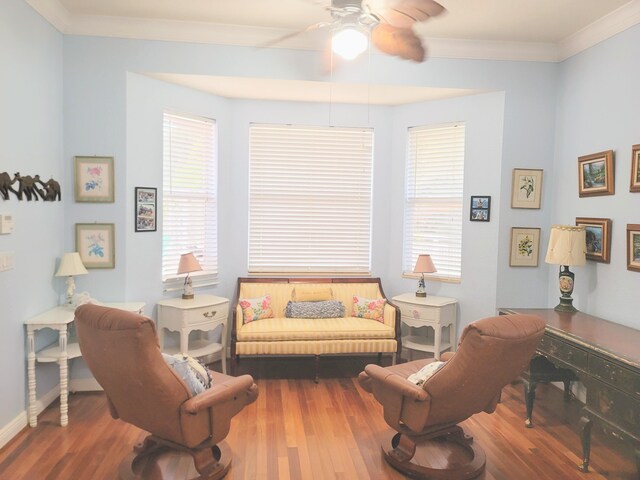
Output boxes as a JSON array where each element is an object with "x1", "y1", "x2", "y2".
[
  {"x1": 55, "y1": 252, "x2": 88, "y2": 305},
  {"x1": 545, "y1": 225, "x2": 586, "y2": 312},
  {"x1": 177, "y1": 252, "x2": 203, "y2": 299},
  {"x1": 413, "y1": 254, "x2": 437, "y2": 297}
]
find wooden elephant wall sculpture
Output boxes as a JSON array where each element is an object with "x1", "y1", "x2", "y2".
[{"x1": 0, "y1": 172, "x2": 61, "y2": 201}]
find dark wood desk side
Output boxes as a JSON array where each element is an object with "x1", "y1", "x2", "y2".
[{"x1": 498, "y1": 308, "x2": 640, "y2": 474}]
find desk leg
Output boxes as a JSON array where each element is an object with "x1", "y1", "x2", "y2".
[
  {"x1": 180, "y1": 327, "x2": 189, "y2": 356},
  {"x1": 434, "y1": 326, "x2": 442, "y2": 360},
  {"x1": 27, "y1": 330, "x2": 37, "y2": 427},
  {"x1": 220, "y1": 324, "x2": 227, "y2": 374},
  {"x1": 450, "y1": 322, "x2": 457, "y2": 353},
  {"x1": 59, "y1": 329, "x2": 69, "y2": 427},
  {"x1": 578, "y1": 416, "x2": 592, "y2": 472},
  {"x1": 523, "y1": 379, "x2": 537, "y2": 428}
]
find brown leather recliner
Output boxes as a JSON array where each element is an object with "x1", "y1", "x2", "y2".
[
  {"x1": 358, "y1": 314, "x2": 545, "y2": 479},
  {"x1": 75, "y1": 304, "x2": 258, "y2": 480}
]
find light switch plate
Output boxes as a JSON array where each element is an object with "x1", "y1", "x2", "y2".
[
  {"x1": 0, "y1": 214, "x2": 14, "y2": 234},
  {"x1": 0, "y1": 252, "x2": 14, "y2": 271}
]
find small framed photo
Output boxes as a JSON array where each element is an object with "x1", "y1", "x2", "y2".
[
  {"x1": 470, "y1": 196, "x2": 491, "y2": 222},
  {"x1": 578, "y1": 150, "x2": 614, "y2": 197},
  {"x1": 75, "y1": 223, "x2": 115, "y2": 269},
  {"x1": 135, "y1": 187, "x2": 157, "y2": 232},
  {"x1": 627, "y1": 224, "x2": 640, "y2": 272},
  {"x1": 630, "y1": 144, "x2": 640, "y2": 192},
  {"x1": 576, "y1": 217, "x2": 612, "y2": 263},
  {"x1": 509, "y1": 227, "x2": 541, "y2": 267},
  {"x1": 74, "y1": 156, "x2": 115, "y2": 203},
  {"x1": 511, "y1": 169, "x2": 543, "y2": 209}
]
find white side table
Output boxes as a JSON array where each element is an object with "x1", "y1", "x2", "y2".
[
  {"x1": 25, "y1": 302, "x2": 145, "y2": 427},
  {"x1": 157, "y1": 295, "x2": 229, "y2": 374},
  {"x1": 392, "y1": 293, "x2": 457, "y2": 361}
]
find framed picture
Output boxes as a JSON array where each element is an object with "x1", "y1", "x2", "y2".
[
  {"x1": 576, "y1": 217, "x2": 612, "y2": 263},
  {"x1": 74, "y1": 156, "x2": 115, "y2": 203},
  {"x1": 75, "y1": 223, "x2": 115, "y2": 269},
  {"x1": 627, "y1": 224, "x2": 640, "y2": 272},
  {"x1": 578, "y1": 150, "x2": 614, "y2": 197},
  {"x1": 630, "y1": 144, "x2": 640, "y2": 192},
  {"x1": 511, "y1": 169, "x2": 543, "y2": 209},
  {"x1": 509, "y1": 227, "x2": 541, "y2": 267},
  {"x1": 470, "y1": 195, "x2": 491, "y2": 222},
  {"x1": 135, "y1": 187, "x2": 157, "y2": 232}
]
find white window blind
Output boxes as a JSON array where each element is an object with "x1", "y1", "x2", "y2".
[
  {"x1": 249, "y1": 123, "x2": 374, "y2": 274},
  {"x1": 403, "y1": 122, "x2": 465, "y2": 281},
  {"x1": 162, "y1": 112, "x2": 218, "y2": 287}
]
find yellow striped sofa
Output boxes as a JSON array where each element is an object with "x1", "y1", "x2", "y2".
[{"x1": 231, "y1": 277, "x2": 401, "y2": 381}]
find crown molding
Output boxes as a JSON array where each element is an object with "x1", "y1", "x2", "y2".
[
  {"x1": 24, "y1": 0, "x2": 640, "y2": 63},
  {"x1": 558, "y1": 0, "x2": 640, "y2": 61}
]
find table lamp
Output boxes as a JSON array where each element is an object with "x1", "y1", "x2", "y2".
[
  {"x1": 55, "y1": 252, "x2": 88, "y2": 305},
  {"x1": 177, "y1": 252, "x2": 202, "y2": 299},
  {"x1": 545, "y1": 225, "x2": 586, "y2": 312},
  {"x1": 413, "y1": 254, "x2": 437, "y2": 297}
]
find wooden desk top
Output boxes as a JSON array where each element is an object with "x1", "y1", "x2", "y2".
[{"x1": 499, "y1": 308, "x2": 640, "y2": 369}]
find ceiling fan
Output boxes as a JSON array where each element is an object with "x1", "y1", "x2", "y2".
[{"x1": 266, "y1": 0, "x2": 446, "y2": 62}]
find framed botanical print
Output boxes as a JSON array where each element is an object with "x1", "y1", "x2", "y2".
[
  {"x1": 511, "y1": 169, "x2": 543, "y2": 209},
  {"x1": 135, "y1": 187, "x2": 157, "y2": 232},
  {"x1": 74, "y1": 156, "x2": 115, "y2": 203},
  {"x1": 627, "y1": 224, "x2": 640, "y2": 272},
  {"x1": 509, "y1": 227, "x2": 541, "y2": 267},
  {"x1": 630, "y1": 144, "x2": 640, "y2": 192},
  {"x1": 578, "y1": 150, "x2": 614, "y2": 197},
  {"x1": 75, "y1": 223, "x2": 115, "y2": 269},
  {"x1": 575, "y1": 217, "x2": 612, "y2": 263}
]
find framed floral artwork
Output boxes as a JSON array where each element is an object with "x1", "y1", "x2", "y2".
[
  {"x1": 74, "y1": 156, "x2": 115, "y2": 202},
  {"x1": 135, "y1": 187, "x2": 157, "y2": 232},
  {"x1": 509, "y1": 227, "x2": 541, "y2": 267},
  {"x1": 578, "y1": 150, "x2": 614, "y2": 197},
  {"x1": 75, "y1": 223, "x2": 115, "y2": 269},
  {"x1": 627, "y1": 224, "x2": 640, "y2": 272},
  {"x1": 511, "y1": 169, "x2": 543, "y2": 209},
  {"x1": 630, "y1": 144, "x2": 640, "y2": 192},
  {"x1": 576, "y1": 217, "x2": 612, "y2": 263}
]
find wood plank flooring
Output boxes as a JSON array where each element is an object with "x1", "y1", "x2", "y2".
[{"x1": 0, "y1": 356, "x2": 636, "y2": 479}]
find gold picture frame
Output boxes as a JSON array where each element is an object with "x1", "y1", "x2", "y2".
[
  {"x1": 627, "y1": 224, "x2": 640, "y2": 272},
  {"x1": 630, "y1": 144, "x2": 640, "y2": 192},
  {"x1": 75, "y1": 223, "x2": 115, "y2": 269},
  {"x1": 578, "y1": 150, "x2": 614, "y2": 197},
  {"x1": 576, "y1": 217, "x2": 612, "y2": 263},
  {"x1": 509, "y1": 227, "x2": 541, "y2": 267},
  {"x1": 74, "y1": 156, "x2": 115, "y2": 203},
  {"x1": 511, "y1": 169, "x2": 543, "y2": 209}
]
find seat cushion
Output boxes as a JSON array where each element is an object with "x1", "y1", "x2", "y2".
[{"x1": 236, "y1": 316, "x2": 395, "y2": 342}]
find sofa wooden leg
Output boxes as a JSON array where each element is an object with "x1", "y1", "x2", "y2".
[{"x1": 314, "y1": 355, "x2": 320, "y2": 383}]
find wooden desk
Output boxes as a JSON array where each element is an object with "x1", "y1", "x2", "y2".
[
  {"x1": 25, "y1": 302, "x2": 145, "y2": 427},
  {"x1": 498, "y1": 308, "x2": 640, "y2": 474}
]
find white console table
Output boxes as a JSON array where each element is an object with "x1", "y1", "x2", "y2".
[
  {"x1": 157, "y1": 295, "x2": 229, "y2": 374},
  {"x1": 392, "y1": 293, "x2": 457, "y2": 361},
  {"x1": 25, "y1": 302, "x2": 145, "y2": 427}
]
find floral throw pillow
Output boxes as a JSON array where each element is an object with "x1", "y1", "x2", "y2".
[
  {"x1": 352, "y1": 296, "x2": 386, "y2": 322},
  {"x1": 239, "y1": 295, "x2": 274, "y2": 324}
]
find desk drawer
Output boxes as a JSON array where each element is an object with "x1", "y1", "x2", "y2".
[
  {"x1": 538, "y1": 334, "x2": 588, "y2": 371},
  {"x1": 589, "y1": 355, "x2": 640, "y2": 400},
  {"x1": 586, "y1": 377, "x2": 640, "y2": 434}
]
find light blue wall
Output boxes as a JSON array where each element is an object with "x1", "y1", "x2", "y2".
[
  {"x1": 553, "y1": 25, "x2": 640, "y2": 329},
  {"x1": 0, "y1": 0, "x2": 64, "y2": 428}
]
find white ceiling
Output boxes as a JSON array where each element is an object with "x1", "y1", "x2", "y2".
[{"x1": 25, "y1": 0, "x2": 640, "y2": 104}]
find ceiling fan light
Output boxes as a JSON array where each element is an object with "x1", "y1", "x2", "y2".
[{"x1": 331, "y1": 27, "x2": 368, "y2": 60}]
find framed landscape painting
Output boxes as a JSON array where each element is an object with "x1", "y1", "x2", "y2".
[
  {"x1": 75, "y1": 223, "x2": 115, "y2": 269},
  {"x1": 511, "y1": 169, "x2": 543, "y2": 209},
  {"x1": 630, "y1": 144, "x2": 640, "y2": 192},
  {"x1": 627, "y1": 224, "x2": 640, "y2": 272},
  {"x1": 576, "y1": 217, "x2": 611, "y2": 263},
  {"x1": 578, "y1": 150, "x2": 614, "y2": 197},
  {"x1": 509, "y1": 227, "x2": 541, "y2": 267},
  {"x1": 74, "y1": 156, "x2": 115, "y2": 203}
]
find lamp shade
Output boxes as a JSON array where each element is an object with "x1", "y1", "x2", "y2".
[
  {"x1": 413, "y1": 254, "x2": 437, "y2": 274},
  {"x1": 55, "y1": 252, "x2": 88, "y2": 277},
  {"x1": 545, "y1": 225, "x2": 586, "y2": 266},
  {"x1": 177, "y1": 252, "x2": 203, "y2": 275}
]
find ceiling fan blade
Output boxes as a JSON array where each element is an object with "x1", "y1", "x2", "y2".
[
  {"x1": 371, "y1": 23, "x2": 426, "y2": 62},
  {"x1": 260, "y1": 21, "x2": 332, "y2": 48},
  {"x1": 363, "y1": 0, "x2": 445, "y2": 29}
]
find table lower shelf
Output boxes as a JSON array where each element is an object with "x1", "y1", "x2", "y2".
[
  {"x1": 162, "y1": 339, "x2": 224, "y2": 359},
  {"x1": 402, "y1": 335, "x2": 452, "y2": 354},
  {"x1": 37, "y1": 342, "x2": 82, "y2": 363}
]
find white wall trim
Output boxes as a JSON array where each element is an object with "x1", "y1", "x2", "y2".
[{"x1": 24, "y1": 0, "x2": 71, "y2": 33}]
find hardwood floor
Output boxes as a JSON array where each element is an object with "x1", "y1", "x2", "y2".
[{"x1": 0, "y1": 356, "x2": 636, "y2": 479}]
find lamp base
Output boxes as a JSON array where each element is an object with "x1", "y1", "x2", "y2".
[
  {"x1": 415, "y1": 291, "x2": 427, "y2": 297},
  {"x1": 182, "y1": 293, "x2": 194, "y2": 300},
  {"x1": 554, "y1": 296, "x2": 577, "y2": 313}
]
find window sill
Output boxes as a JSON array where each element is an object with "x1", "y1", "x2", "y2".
[{"x1": 402, "y1": 272, "x2": 461, "y2": 285}]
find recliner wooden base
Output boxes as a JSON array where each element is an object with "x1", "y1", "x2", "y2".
[
  {"x1": 383, "y1": 426, "x2": 486, "y2": 480},
  {"x1": 118, "y1": 435, "x2": 232, "y2": 480}
]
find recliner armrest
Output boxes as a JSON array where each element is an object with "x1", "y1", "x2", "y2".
[
  {"x1": 440, "y1": 351, "x2": 455, "y2": 361},
  {"x1": 363, "y1": 364, "x2": 429, "y2": 401},
  {"x1": 181, "y1": 374, "x2": 257, "y2": 415}
]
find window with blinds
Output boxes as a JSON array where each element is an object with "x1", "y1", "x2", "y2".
[
  {"x1": 162, "y1": 112, "x2": 218, "y2": 287},
  {"x1": 403, "y1": 122, "x2": 465, "y2": 281},
  {"x1": 248, "y1": 123, "x2": 374, "y2": 274}
]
